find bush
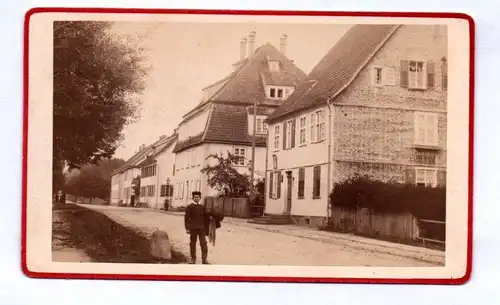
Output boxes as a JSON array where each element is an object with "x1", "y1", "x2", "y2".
[{"x1": 330, "y1": 174, "x2": 446, "y2": 221}]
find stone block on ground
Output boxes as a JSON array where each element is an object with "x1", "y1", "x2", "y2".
[{"x1": 150, "y1": 229, "x2": 172, "y2": 260}]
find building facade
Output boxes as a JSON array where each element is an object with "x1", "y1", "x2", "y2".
[
  {"x1": 265, "y1": 24, "x2": 448, "y2": 227},
  {"x1": 171, "y1": 31, "x2": 307, "y2": 207}
]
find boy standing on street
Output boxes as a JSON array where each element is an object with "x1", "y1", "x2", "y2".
[{"x1": 184, "y1": 191, "x2": 209, "y2": 264}]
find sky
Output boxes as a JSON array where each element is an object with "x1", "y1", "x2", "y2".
[{"x1": 110, "y1": 21, "x2": 351, "y2": 160}]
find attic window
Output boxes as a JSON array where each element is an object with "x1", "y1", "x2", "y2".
[
  {"x1": 269, "y1": 87, "x2": 284, "y2": 99},
  {"x1": 268, "y1": 60, "x2": 280, "y2": 72}
]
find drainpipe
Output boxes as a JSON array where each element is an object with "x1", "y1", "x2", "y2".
[{"x1": 326, "y1": 97, "x2": 333, "y2": 223}]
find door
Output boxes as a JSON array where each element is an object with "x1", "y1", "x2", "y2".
[{"x1": 285, "y1": 171, "x2": 293, "y2": 215}]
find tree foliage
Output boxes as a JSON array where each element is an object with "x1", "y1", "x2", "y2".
[
  {"x1": 53, "y1": 21, "x2": 149, "y2": 169},
  {"x1": 64, "y1": 158, "x2": 125, "y2": 200},
  {"x1": 201, "y1": 153, "x2": 251, "y2": 197},
  {"x1": 131, "y1": 175, "x2": 141, "y2": 197}
]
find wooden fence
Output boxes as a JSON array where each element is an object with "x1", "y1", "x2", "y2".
[
  {"x1": 204, "y1": 196, "x2": 251, "y2": 218},
  {"x1": 329, "y1": 206, "x2": 420, "y2": 242}
]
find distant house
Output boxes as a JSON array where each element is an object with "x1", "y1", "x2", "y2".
[
  {"x1": 264, "y1": 24, "x2": 448, "y2": 228},
  {"x1": 110, "y1": 143, "x2": 150, "y2": 206},
  {"x1": 136, "y1": 132, "x2": 177, "y2": 209},
  {"x1": 171, "y1": 32, "x2": 307, "y2": 208},
  {"x1": 109, "y1": 133, "x2": 176, "y2": 206}
]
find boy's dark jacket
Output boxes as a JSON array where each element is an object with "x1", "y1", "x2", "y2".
[{"x1": 184, "y1": 202, "x2": 224, "y2": 233}]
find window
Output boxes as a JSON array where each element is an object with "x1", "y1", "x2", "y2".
[
  {"x1": 299, "y1": 116, "x2": 307, "y2": 145},
  {"x1": 273, "y1": 125, "x2": 280, "y2": 150},
  {"x1": 160, "y1": 185, "x2": 173, "y2": 197},
  {"x1": 277, "y1": 89, "x2": 284, "y2": 98},
  {"x1": 409, "y1": 60, "x2": 426, "y2": 89},
  {"x1": 384, "y1": 67, "x2": 396, "y2": 86},
  {"x1": 255, "y1": 118, "x2": 263, "y2": 134},
  {"x1": 285, "y1": 120, "x2": 293, "y2": 149},
  {"x1": 310, "y1": 110, "x2": 325, "y2": 143},
  {"x1": 269, "y1": 88, "x2": 276, "y2": 98},
  {"x1": 415, "y1": 150, "x2": 437, "y2": 165},
  {"x1": 269, "y1": 60, "x2": 280, "y2": 72},
  {"x1": 233, "y1": 147, "x2": 246, "y2": 166},
  {"x1": 414, "y1": 112, "x2": 439, "y2": 146},
  {"x1": 313, "y1": 166, "x2": 321, "y2": 198},
  {"x1": 415, "y1": 168, "x2": 437, "y2": 187},
  {"x1": 373, "y1": 67, "x2": 383, "y2": 85},
  {"x1": 196, "y1": 180, "x2": 201, "y2": 191},
  {"x1": 298, "y1": 168, "x2": 305, "y2": 199},
  {"x1": 269, "y1": 171, "x2": 281, "y2": 199}
]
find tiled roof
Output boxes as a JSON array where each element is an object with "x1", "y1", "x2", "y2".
[
  {"x1": 172, "y1": 133, "x2": 204, "y2": 153},
  {"x1": 204, "y1": 103, "x2": 268, "y2": 146},
  {"x1": 266, "y1": 24, "x2": 400, "y2": 123},
  {"x1": 112, "y1": 133, "x2": 177, "y2": 175},
  {"x1": 211, "y1": 43, "x2": 307, "y2": 104}
]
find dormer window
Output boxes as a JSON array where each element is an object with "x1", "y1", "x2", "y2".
[
  {"x1": 268, "y1": 60, "x2": 280, "y2": 72},
  {"x1": 266, "y1": 85, "x2": 293, "y2": 100}
]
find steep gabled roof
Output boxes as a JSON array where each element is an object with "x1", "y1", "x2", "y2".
[
  {"x1": 266, "y1": 24, "x2": 400, "y2": 123},
  {"x1": 112, "y1": 133, "x2": 177, "y2": 175},
  {"x1": 173, "y1": 41, "x2": 306, "y2": 153}
]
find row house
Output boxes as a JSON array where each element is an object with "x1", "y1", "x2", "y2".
[
  {"x1": 170, "y1": 31, "x2": 307, "y2": 208},
  {"x1": 264, "y1": 24, "x2": 448, "y2": 228}
]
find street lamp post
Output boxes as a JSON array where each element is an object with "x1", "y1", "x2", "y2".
[{"x1": 165, "y1": 177, "x2": 171, "y2": 211}]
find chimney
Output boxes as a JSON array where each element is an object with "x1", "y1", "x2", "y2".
[
  {"x1": 240, "y1": 37, "x2": 247, "y2": 60},
  {"x1": 248, "y1": 31, "x2": 256, "y2": 56},
  {"x1": 151, "y1": 145, "x2": 156, "y2": 155},
  {"x1": 280, "y1": 34, "x2": 287, "y2": 55}
]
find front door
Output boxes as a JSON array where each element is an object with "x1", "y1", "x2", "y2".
[{"x1": 285, "y1": 171, "x2": 293, "y2": 215}]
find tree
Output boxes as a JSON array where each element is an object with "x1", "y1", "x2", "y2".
[
  {"x1": 53, "y1": 21, "x2": 149, "y2": 171},
  {"x1": 131, "y1": 175, "x2": 141, "y2": 196},
  {"x1": 201, "y1": 153, "x2": 250, "y2": 197},
  {"x1": 64, "y1": 158, "x2": 125, "y2": 202}
]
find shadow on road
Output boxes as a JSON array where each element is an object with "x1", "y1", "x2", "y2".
[{"x1": 52, "y1": 203, "x2": 188, "y2": 264}]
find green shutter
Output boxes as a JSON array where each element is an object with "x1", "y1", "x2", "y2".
[
  {"x1": 400, "y1": 60, "x2": 409, "y2": 88},
  {"x1": 291, "y1": 119, "x2": 296, "y2": 148}
]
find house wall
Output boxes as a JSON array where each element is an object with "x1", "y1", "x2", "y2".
[
  {"x1": 171, "y1": 144, "x2": 204, "y2": 208},
  {"x1": 155, "y1": 144, "x2": 176, "y2": 209},
  {"x1": 177, "y1": 107, "x2": 210, "y2": 141},
  {"x1": 110, "y1": 173, "x2": 121, "y2": 205},
  {"x1": 265, "y1": 105, "x2": 330, "y2": 220},
  {"x1": 331, "y1": 24, "x2": 447, "y2": 183},
  {"x1": 171, "y1": 142, "x2": 267, "y2": 208}
]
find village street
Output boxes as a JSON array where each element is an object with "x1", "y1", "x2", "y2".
[{"x1": 81, "y1": 204, "x2": 444, "y2": 267}]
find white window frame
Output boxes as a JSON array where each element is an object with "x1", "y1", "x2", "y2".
[
  {"x1": 299, "y1": 116, "x2": 307, "y2": 145},
  {"x1": 310, "y1": 109, "x2": 325, "y2": 143},
  {"x1": 409, "y1": 60, "x2": 427, "y2": 89},
  {"x1": 255, "y1": 117, "x2": 263, "y2": 135},
  {"x1": 233, "y1": 147, "x2": 246, "y2": 166},
  {"x1": 415, "y1": 167, "x2": 438, "y2": 187},
  {"x1": 273, "y1": 125, "x2": 280, "y2": 150},
  {"x1": 285, "y1": 120, "x2": 293, "y2": 149},
  {"x1": 414, "y1": 112, "x2": 439, "y2": 146}
]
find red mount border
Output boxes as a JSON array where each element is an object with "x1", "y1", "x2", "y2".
[{"x1": 22, "y1": 7, "x2": 475, "y2": 285}]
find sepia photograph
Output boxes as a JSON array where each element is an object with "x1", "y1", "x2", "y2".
[{"x1": 24, "y1": 9, "x2": 472, "y2": 283}]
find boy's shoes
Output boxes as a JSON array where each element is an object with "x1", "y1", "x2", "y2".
[
  {"x1": 189, "y1": 259, "x2": 196, "y2": 264},
  {"x1": 202, "y1": 260, "x2": 210, "y2": 265}
]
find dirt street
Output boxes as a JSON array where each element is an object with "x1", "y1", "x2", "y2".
[{"x1": 82, "y1": 204, "x2": 444, "y2": 266}]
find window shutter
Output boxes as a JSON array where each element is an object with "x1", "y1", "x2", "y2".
[
  {"x1": 400, "y1": 60, "x2": 409, "y2": 88},
  {"x1": 441, "y1": 62, "x2": 448, "y2": 91},
  {"x1": 437, "y1": 170, "x2": 446, "y2": 187},
  {"x1": 277, "y1": 172, "x2": 282, "y2": 198},
  {"x1": 426, "y1": 61, "x2": 435, "y2": 89},
  {"x1": 291, "y1": 119, "x2": 296, "y2": 148},
  {"x1": 405, "y1": 168, "x2": 416, "y2": 184},
  {"x1": 269, "y1": 172, "x2": 274, "y2": 197},
  {"x1": 282, "y1": 122, "x2": 287, "y2": 149}
]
